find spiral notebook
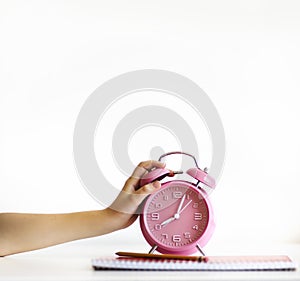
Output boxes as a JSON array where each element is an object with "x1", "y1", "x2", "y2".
[{"x1": 92, "y1": 254, "x2": 297, "y2": 271}]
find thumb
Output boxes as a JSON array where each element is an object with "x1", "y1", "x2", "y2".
[
  {"x1": 134, "y1": 181, "x2": 161, "y2": 207},
  {"x1": 136, "y1": 180, "x2": 161, "y2": 196}
]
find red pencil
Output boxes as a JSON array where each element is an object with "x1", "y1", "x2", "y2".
[{"x1": 115, "y1": 251, "x2": 207, "y2": 262}]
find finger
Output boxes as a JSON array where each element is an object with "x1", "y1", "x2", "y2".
[
  {"x1": 135, "y1": 180, "x2": 161, "y2": 196},
  {"x1": 131, "y1": 160, "x2": 166, "y2": 179},
  {"x1": 125, "y1": 161, "x2": 165, "y2": 191},
  {"x1": 112, "y1": 181, "x2": 161, "y2": 215}
]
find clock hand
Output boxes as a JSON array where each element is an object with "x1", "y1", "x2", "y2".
[
  {"x1": 178, "y1": 199, "x2": 193, "y2": 214},
  {"x1": 160, "y1": 216, "x2": 176, "y2": 227},
  {"x1": 176, "y1": 194, "x2": 186, "y2": 215},
  {"x1": 161, "y1": 195, "x2": 188, "y2": 227}
]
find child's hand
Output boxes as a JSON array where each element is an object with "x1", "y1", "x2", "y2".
[
  {"x1": 106, "y1": 160, "x2": 166, "y2": 230},
  {"x1": 0, "y1": 160, "x2": 166, "y2": 256}
]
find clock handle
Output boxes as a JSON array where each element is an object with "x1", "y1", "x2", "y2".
[
  {"x1": 158, "y1": 151, "x2": 215, "y2": 189},
  {"x1": 158, "y1": 151, "x2": 200, "y2": 168}
]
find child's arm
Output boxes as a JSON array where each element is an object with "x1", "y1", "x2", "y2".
[{"x1": 0, "y1": 160, "x2": 165, "y2": 256}]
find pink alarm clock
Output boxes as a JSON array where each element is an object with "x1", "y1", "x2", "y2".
[{"x1": 140, "y1": 151, "x2": 216, "y2": 255}]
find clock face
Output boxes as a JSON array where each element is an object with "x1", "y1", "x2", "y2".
[{"x1": 140, "y1": 181, "x2": 213, "y2": 255}]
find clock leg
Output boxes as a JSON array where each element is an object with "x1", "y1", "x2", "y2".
[
  {"x1": 148, "y1": 245, "x2": 158, "y2": 254},
  {"x1": 196, "y1": 244, "x2": 206, "y2": 256}
]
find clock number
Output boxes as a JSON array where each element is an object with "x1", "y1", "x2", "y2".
[
  {"x1": 194, "y1": 213, "x2": 202, "y2": 220},
  {"x1": 173, "y1": 191, "x2": 182, "y2": 199},
  {"x1": 161, "y1": 233, "x2": 168, "y2": 239},
  {"x1": 151, "y1": 213, "x2": 159, "y2": 220},
  {"x1": 172, "y1": 234, "x2": 181, "y2": 242},
  {"x1": 163, "y1": 195, "x2": 169, "y2": 201},
  {"x1": 192, "y1": 224, "x2": 199, "y2": 230},
  {"x1": 154, "y1": 224, "x2": 161, "y2": 230},
  {"x1": 186, "y1": 191, "x2": 193, "y2": 200},
  {"x1": 155, "y1": 203, "x2": 162, "y2": 209},
  {"x1": 193, "y1": 202, "x2": 199, "y2": 208},
  {"x1": 184, "y1": 232, "x2": 191, "y2": 239}
]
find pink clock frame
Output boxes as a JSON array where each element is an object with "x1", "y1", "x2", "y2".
[{"x1": 139, "y1": 151, "x2": 216, "y2": 255}]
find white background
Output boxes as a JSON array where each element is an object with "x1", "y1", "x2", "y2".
[{"x1": 0, "y1": 0, "x2": 300, "y2": 251}]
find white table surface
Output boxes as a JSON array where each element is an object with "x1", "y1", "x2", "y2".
[{"x1": 0, "y1": 238, "x2": 299, "y2": 281}]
